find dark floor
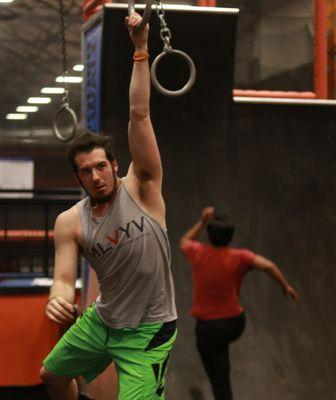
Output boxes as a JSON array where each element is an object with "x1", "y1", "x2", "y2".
[
  {"x1": 0, "y1": 386, "x2": 93, "y2": 400},
  {"x1": 0, "y1": 385, "x2": 49, "y2": 400}
]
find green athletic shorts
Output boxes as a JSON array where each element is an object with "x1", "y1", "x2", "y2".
[{"x1": 43, "y1": 304, "x2": 177, "y2": 399}]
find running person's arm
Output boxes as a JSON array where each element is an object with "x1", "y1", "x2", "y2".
[
  {"x1": 46, "y1": 209, "x2": 79, "y2": 324},
  {"x1": 252, "y1": 255, "x2": 299, "y2": 301},
  {"x1": 179, "y1": 207, "x2": 214, "y2": 249}
]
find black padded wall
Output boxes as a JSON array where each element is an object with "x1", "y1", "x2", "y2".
[
  {"x1": 226, "y1": 103, "x2": 336, "y2": 400},
  {"x1": 82, "y1": 5, "x2": 238, "y2": 399},
  {"x1": 83, "y1": 5, "x2": 336, "y2": 399}
]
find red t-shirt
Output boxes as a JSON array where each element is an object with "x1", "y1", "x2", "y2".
[{"x1": 182, "y1": 240, "x2": 256, "y2": 320}]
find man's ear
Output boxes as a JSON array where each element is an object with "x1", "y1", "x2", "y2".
[
  {"x1": 75, "y1": 172, "x2": 84, "y2": 188},
  {"x1": 113, "y1": 159, "x2": 119, "y2": 173}
]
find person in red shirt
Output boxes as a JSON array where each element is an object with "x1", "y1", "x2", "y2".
[{"x1": 180, "y1": 207, "x2": 298, "y2": 400}]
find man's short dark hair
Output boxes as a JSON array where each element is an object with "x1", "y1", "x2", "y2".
[
  {"x1": 67, "y1": 128, "x2": 116, "y2": 172},
  {"x1": 207, "y1": 214, "x2": 235, "y2": 247}
]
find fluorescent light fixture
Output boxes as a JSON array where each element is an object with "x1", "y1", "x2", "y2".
[
  {"x1": 41, "y1": 87, "x2": 65, "y2": 94},
  {"x1": 56, "y1": 76, "x2": 83, "y2": 83},
  {"x1": 27, "y1": 97, "x2": 51, "y2": 104},
  {"x1": 73, "y1": 64, "x2": 84, "y2": 71},
  {"x1": 0, "y1": 0, "x2": 14, "y2": 3},
  {"x1": 6, "y1": 113, "x2": 27, "y2": 120},
  {"x1": 16, "y1": 106, "x2": 38, "y2": 112}
]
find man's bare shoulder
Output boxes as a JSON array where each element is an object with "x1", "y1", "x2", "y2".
[
  {"x1": 55, "y1": 205, "x2": 81, "y2": 238},
  {"x1": 56, "y1": 205, "x2": 79, "y2": 224}
]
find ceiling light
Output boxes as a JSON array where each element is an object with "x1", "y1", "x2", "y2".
[
  {"x1": 41, "y1": 87, "x2": 65, "y2": 94},
  {"x1": 0, "y1": 0, "x2": 14, "y2": 3},
  {"x1": 6, "y1": 113, "x2": 27, "y2": 120},
  {"x1": 16, "y1": 106, "x2": 38, "y2": 112},
  {"x1": 73, "y1": 64, "x2": 84, "y2": 71},
  {"x1": 27, "y1": 97, "x2": 51, "y2": 104},
  {"x1": 56, "y1": 76, "x2": 83, "y2": 83}
]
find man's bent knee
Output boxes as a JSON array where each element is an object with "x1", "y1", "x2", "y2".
[{"x1": 40, "y1": 366, "x2": 73, "y2": 387}]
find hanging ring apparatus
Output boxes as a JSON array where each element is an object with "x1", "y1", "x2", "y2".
[
  {"x1": 150, "y1": 0, "x2": 196, "y2": 97},
  {"x1": 128, "y1": 0, "x2": 153, "y2": 32},
  {"x1": 53, "y1": 0, "x2": 78, "y2": 142},
  {"x1": 53, "y1": 94, "x2": 78, "y2": 142}
]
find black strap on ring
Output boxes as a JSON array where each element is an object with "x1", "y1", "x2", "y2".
[
  {"x1": 150, "y1": 49, "x2": 196, "y2": 97},
  {"x1": 128, "y1": 0, "x2": 153, "y2": 32},
  {"x1": 53, "y1": 104, "x2": 78, "y2": 142}
]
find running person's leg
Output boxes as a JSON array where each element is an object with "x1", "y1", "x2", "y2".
[
  {"x1": 196, "y1": 339, "x2": 231, "y2": 400},
  {"x1": 195, "y1": 313, "x2": 246, "y2": 400}
]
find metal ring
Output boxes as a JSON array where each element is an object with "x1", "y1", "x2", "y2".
[
  {"x1": 128, "y1": 0, "x2": 153, "y2": 32},
  {"x1": 52, "y1": 104, "x2": 77, "y2": 142},
  {"x1": 150, "y1": 49, "x2": 196, "y2": 97}
]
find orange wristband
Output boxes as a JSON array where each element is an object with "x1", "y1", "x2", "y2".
[{"x1": 133, "y1": 51, "x2": 149, "y2": 62}]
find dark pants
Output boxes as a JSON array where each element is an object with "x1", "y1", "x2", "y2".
[{"x1": 195, "y1": 312, "x2": 246, "y2": 400}]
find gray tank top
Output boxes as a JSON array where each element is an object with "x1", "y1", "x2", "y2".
[{"x1": 76, "y1": 180, "x2": 177, "y2": 329}]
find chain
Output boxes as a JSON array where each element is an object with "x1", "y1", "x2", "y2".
[
  {"x1": 155, "y1": 0, "x2": 172, "y2": 52},
  {"x1": 59, "y1": 0, "x2": 69, "y2": 105}
]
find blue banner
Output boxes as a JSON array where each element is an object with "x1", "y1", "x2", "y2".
[{"x1": 82, "y1": 21, "x2": 103, "y2": 133}]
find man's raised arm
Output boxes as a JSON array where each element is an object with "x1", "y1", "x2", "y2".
[{"x1": 126, "y1": 13, "x2": 162, "y2": 187}]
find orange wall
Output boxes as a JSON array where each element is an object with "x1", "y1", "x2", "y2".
[{"x1": 0, "y1": 293, "x2": 60, "y2": 386}]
